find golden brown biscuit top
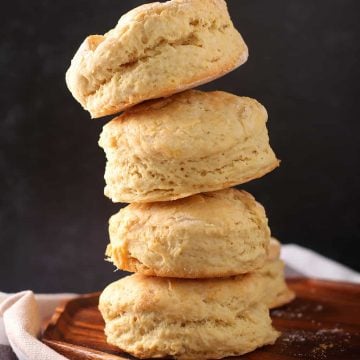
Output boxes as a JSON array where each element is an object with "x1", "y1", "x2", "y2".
[
  {"x1": 118, "y1": 0, "x2": 229, "y2": 25},
  {"x1": 100, "y1": 271, "x2": 265, "y2": 320},
  {"x1": 109, "y1": 188, "x2": 267, "y2": 235},
  {"x1": 99, "y1": 90, "x2": 268, "y2": 160}
]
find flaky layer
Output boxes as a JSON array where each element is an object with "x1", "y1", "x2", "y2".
[
  {"x1": 99, "y1": 273, "x2": 279, "y2": 359},
  {"x1": 106, "y1": 188, "x2": 270, "y2": 278},
  {"x1": 99, "y1": 91, "x2": 279, "y2": 203},
  {"x1": 66, "y1": 0, "x2": 248, "y2": 117}
]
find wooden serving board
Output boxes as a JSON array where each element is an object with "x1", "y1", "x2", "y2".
[{"x1": 42, "y1": 278, "x2": 360, "y2": 360}]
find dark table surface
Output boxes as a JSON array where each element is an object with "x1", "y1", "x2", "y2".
[{"x1": 1, "y1": 0, "x2": 359, "y2": 293}]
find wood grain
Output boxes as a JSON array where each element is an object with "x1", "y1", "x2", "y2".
[{"x1": 42, "y1": 278, "x2": 360, "y2": 359}]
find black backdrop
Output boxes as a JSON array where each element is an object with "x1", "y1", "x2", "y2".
[{"x1": 1, "y1": 0, "x2": 359, "y2": 293}]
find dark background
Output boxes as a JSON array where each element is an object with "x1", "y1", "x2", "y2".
[{"x1": 1, "y1": 0, "x2": 359, "y2": 293}]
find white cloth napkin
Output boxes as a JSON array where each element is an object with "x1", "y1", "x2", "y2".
[
  {"x1": 282, "y1": 244, "x2": 360, "y2": 283},
  {"x1": 0, "y1": 292, "x2": 75, "y2": 360},
  {"x1": 1, "y1": 244, "x2": 359, "y2": 360}
]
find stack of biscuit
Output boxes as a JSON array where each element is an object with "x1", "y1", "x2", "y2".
[{"x1": 66, "y1": 0, "x2": 295, "y2": 359}]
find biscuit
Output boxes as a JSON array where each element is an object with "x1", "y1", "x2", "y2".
[
  {"x1": 106, "y1": 188, "x2": 270, "y2": 278},
  {"x1": 260, "y1": 239, "x2": 295, "y2": 308},
  {"x1": 268, "y1": 237, "x2": 281, "y2": 261},
  {"x1": 99, "y1": 90, "x2": 279, "y2": 203},
  {"x1": 66, "y1": 0, "x2": 248, "y2": 118},
  {"x1": 99, "y1": 273, "x2": 279, "y2": 359},
  {"x1": 259, "y1": 259, "x2": 295, "y2": 308}
]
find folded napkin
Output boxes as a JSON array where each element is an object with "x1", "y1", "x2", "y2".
[{"x1": 1, "y1": 244, "x2": 359, "y2": 360}]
